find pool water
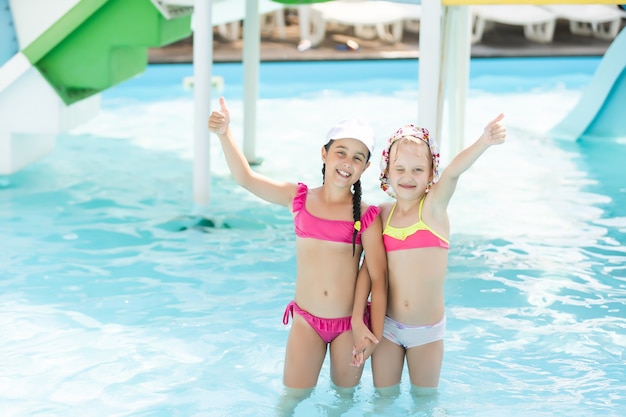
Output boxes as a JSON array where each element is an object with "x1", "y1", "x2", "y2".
[{"x1": 0, "y1": 57, "x2": 624, "y2": 417}]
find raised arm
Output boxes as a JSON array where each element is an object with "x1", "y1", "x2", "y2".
[
  {"x1": 208, "y1": 96, "x2": 297, "y2": 208},
  {"x1": 431, "y1": 113, "x2": 506, "y2": 207}
]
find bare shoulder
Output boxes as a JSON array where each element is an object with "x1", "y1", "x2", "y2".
[
  {"x1": 360, "y1": 200, "x2": 390, "y2": 212},
  {"x1": 277, "y1": 181, "x2": 305, "y2": 209},
  {"x1": 359, "y1": 199, "x2": 375, "y2": 211},
  {"x1": 378, "y1": 201, "x2": 394, "y2": 220},
  {"x1": 423, "y1": 183, "x2": 447, "y2": 211},
  {"x1": 422, "y1": 191, "x2": 450, "y2": 226}
]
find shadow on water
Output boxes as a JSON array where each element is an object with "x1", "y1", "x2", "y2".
[
  {"x1": 156, "y1": 215, "x2": 218, "y2": 232},
  {"x1": 154, "y1": 206, "x2": 292, "y2": 233}
]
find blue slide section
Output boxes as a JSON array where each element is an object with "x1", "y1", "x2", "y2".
[
  {"x1": 0, "y1": 0, "x2": 18, "y2": 66},
  {"x1": 550, "y1": 27, "x2": 626, "y2": 141}
]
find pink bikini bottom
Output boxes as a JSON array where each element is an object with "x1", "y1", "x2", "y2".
[{"x1": 283, "y1": 301, "x2": 370, "y2": 344}]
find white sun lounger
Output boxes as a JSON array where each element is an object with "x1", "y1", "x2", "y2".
[
  {"x1": 471, "y1": 5, "x2": 557, "y2": 44},
  {"x1": 154, "y1": 0, "x2": 286, "y2": 41},
  {"x1": 308, "y1": 0, "x2": 407, "y2": 47},
  {"x1": 394, "y1": 3, "x2": 422, "y2": 35},
  {"x1": 541, "y1": 5, "x2": 623, "y2": 40},
  {"x1": 351, "y1": 2, "x2": 422, "y2": 43}
]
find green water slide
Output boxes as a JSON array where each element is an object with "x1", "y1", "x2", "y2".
[{"x1": 22, "y1": 0, "x2": 191, "y2": 105}]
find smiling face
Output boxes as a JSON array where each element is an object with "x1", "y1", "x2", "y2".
[
  {"x1": 379, "y1": 124, "x2": 440, "y2": 198},
  {"x1": 386, "y1": 138, "x2": 433, "y2": 200},
  {"x1": 322, "y1": 138, "x2": 371, "y2": 187}
]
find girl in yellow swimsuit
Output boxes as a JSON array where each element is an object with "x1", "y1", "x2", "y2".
[{"x1": 353, "y1": 114, "x2": 506, "y2": 394}]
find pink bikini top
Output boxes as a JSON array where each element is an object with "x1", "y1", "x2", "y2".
[
  {"x1": 383, "y1": 197, "x2": 449, "y2": 252},
  {"x1": 293, "y1": 183, "x2": 380, "y2": 245}
]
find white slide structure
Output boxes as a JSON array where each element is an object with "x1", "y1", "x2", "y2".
[
  {"x1": 0, "y1": 0, "x2": 102, "y2": 175},
  {"x1": 550, "y1": 26, "x2": 626, "y2": 141},
  {"x1": 0, "y1": 0, "x2": 197, "y2": 176}
]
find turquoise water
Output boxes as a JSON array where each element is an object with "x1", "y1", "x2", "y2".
[{"x1": 1, "y1": 57, "x2": 624, "y2": 416}]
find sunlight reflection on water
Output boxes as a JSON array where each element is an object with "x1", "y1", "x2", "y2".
[{"x1": 1, "y1": 58, "x2": 624, "y2": 417}]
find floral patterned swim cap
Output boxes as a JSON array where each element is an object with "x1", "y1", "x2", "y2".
[{"x1": 379, "y1": 124, "x2": 440, "y2": 198}]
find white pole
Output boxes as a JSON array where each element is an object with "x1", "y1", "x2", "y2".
[
  {"x1": 445, "y1": 6, "x2": 471, "y2": 158},
  {"x1": 418, "y1": 0, "x2": 442, "y2": 141},
  {"x1": 243, "y1": 0, "x2": 260, "y2": 164},
  {"x1": 297, "y1": 5, "x2": 312, "y2": 50},
  {"x1": 192, "y1": 0, "x2": 213, "y2": 213}
]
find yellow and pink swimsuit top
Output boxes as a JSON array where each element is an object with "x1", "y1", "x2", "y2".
[
  {"x1": 293, "y1": 183, "x2": 380, "y2": 244},
  {"x1": 383, "y1": 197, "x2": 449, "y2": 251}
]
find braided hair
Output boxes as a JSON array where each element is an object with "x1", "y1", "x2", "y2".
[{"x1": 322, "y1": 140, "x2": 371, "y2": 257}]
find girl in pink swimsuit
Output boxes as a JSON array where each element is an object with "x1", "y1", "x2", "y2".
[
  {"x1": 354, "y1": 114, "x2": 507, "y2": 394},
  {"x1": 208, "y1": 98, "x2": 387, "y2": 400}
]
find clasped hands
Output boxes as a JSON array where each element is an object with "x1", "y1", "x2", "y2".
[{"x1": 350, "y1": 322, "x2": 379, "y2": 367}]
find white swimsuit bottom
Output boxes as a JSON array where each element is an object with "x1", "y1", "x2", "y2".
[{"x1": 383, "y1": 315, "x2": 446, "y2": 349}]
